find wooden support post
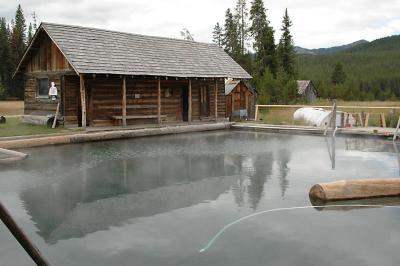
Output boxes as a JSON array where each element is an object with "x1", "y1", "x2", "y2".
[
  {"x1": 52, "y1": 101, "x2": 60, "y2": 129},
  {"x1": 157, "y1": 78, "x2": 161, "y2": 125},
  {"x1": 357, "y1": 113, "x2": 363, "y2": 127},
  {"x1": 380, "y1": 113, "x2": 386, "y2": 128},
  {"x1": 214, "y1": 79, "x2": 218, "y2": 121},
  {"x1": 364, "y1": 113, "x2": 370, "y2": 127},
  {"x1": 188, "y1": 79, "x2": 192, "y2": 123},
  {"x1": 245, "y1": 91, "x2": 249, "y2": 111},
  {"x1": 393, "y1": 115, "x2": 400, "y2": 141},
  {"x1": 231, "y1": 94, "x2": 234, "y2": 113},
  {"x1": 79, "y1": 74, "x2": 87, "y2": 129},
  {"x1": 255, "y1": 105, "x2": 259, "y2": 121},
  {"x1": 122, "y1": 77, "x2": 127, "y2": 127},
  {"x1": 0, "y1": 202, "x2": 51, "y2": 266}
]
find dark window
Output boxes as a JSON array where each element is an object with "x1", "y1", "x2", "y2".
[{"x1": 37, "y1": 78, "x2": 49, "y2": 97}]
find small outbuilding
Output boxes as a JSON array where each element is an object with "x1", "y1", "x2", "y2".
[
  {"x1": 225, "y1": 80, "x2": 256, "y2": 120},
  {"x1": 14, "y1": 23, "x2": 251, "y2": 128},
  {"x1": 297, "y1": 80, "x2": 317, "y2": 102}
]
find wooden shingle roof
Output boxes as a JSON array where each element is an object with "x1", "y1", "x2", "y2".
[
  {"x1": 297, "y1": 80, "x2": 312, "y2": 94},
  {"x1": 17, "y1": 22, "x2": 252, "y2": 79}
]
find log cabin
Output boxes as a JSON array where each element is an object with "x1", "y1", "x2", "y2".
[
  {"x1": 296, "y1": 80, "x2": 317, "y2": 103},
  {"x1": 225, "y1": 79, "x2": 256, "y2": 120},
  {"x1": 14, "y1": 23, "x2": 251, "y2": 128}
]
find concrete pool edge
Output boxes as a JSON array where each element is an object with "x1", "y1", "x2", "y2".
[
  {"x1": 232, "y1": 123, "x2": 396, "y2": 138},
  {"x1": 0, "y1": 122, "x2": 233, "y2": 149}
]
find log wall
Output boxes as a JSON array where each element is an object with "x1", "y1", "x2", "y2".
[
  {"x1": 24, "y1": 74, "x2": 61, "y2": 116},
  {"x1": 63, "y1": 76, "x2": 227, "y2": 127},
  {"x1": 23, "y1": 33, "x2": 76, "y2": 118},
  {"x1": 226, "y1": 81, "x2": 256, "y2": 119},
  {"x1": 25, "y1": 34, "x2": 73, "y2": 73}
]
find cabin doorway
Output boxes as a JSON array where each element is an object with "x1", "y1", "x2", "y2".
[
  {"x1": 200, "y1": 86, "x2": 209, "y2": 117},
  {"x1": 182, "y1": 87, "x2": 189, "y2": 122}
]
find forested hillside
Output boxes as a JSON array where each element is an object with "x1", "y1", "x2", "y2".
[{"x1": 297, "y1": 35, "x2": 400, "y2": 101}]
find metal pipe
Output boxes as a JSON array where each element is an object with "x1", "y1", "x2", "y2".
[{"x1": 0, "y1": 201, "x2": 51, "y2": 266}]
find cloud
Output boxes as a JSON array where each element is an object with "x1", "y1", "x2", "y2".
[{"x1": 0, "y1": 0, "x2": 399, "y2": 48}]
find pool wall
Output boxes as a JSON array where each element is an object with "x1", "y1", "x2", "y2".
[{"x1": 0, "y1": 122, "x2": 233, "y2": 149}]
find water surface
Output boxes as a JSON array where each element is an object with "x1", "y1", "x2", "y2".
[{"x1": 1, "y1": 131, "x2": 400, "y2": 265}]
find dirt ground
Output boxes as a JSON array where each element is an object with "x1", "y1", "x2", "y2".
[{"x1": 0, "y1": 101, "x2": 24, "y2": 116}]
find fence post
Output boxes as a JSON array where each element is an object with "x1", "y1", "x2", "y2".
[
  {"x1": 255, "y1": 105, "x2": 259, "y2": 121},
  {"x1": 393, "y1": 115, "x2": 400, "y2": 141}
]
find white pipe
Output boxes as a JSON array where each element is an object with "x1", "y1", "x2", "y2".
[{"x1": 199, "y1": 204, "x2": 400, "y2": 253}]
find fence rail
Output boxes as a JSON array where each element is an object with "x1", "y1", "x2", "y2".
[
  {"x1": 254, "y1": 104, "x2": 400, "y2": 129},
  {"x1": 256, "y1": 104, "x2": 400, "y2": 109}
]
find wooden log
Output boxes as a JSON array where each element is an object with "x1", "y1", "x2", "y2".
[
  {"x1": 188, "y1": 79, "x2": 192, "y2": 123},
  {"x1": 19, "y1": 115, "x2": 51, "y2": 126},
  {"x1": 310, "y1": 196, "x2": 400, "y2": 211},
  {"x1": 309, "y1": 178, "x2": 400, "y2": 202},
  {"x1": 52, "y1": 102, "x2": 60, "y2": 129},
  {"x1": 80, "y1": 74, "x2": 87, "y2": 129},
  {"x1": 0, "y1": 202, "x2": 51, "y2": 266},
  {"x1": 0, "y1": 148, "x2": 28, "y2": 164},
  {"x1": 122, "y1": 77, "x2": 127, "y2": 127}
]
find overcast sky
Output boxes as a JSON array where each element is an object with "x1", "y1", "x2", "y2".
[{"x1": 1, "y1": 0, "x2": 400, "y2": 49}]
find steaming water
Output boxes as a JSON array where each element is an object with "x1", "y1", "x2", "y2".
[{"x1": 1, "y1": 130, "x2": 400, "y2": 265}]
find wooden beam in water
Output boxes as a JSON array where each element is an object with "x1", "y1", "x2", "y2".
[
  {"x1": 309, "y1": 178, "x2": 400, "y2": 201},
  {"x1": 0, "y1": 201, "x2": 51, "y2": 266}
]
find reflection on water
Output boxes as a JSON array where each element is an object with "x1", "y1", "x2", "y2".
[
  {"x1": 21, "y1": 154, "x2": 240, "y2": 244},
  {"x1": 1, "y1": 131, "x2": 400, "y2": 266}
]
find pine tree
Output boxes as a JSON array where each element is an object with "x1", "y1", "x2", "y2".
[
  {"x1": 277, "y1": 8, "x2": 296, "y2": 79},
  {"x1": 0, "y1": 17, "x2": 12, "y2": 96},
  {"x1": 9, "y1": 4, "x2": 27, "y2": 98},
  {"x1": 11, "y1": 4, "x2": 26, "y2": 61},
  {"x1": 212, "y1": 23, "x2": 223, "y2": 47},
  {"x1": 249, "y1": 0, "x2": 276, "y2": 76},
  {"x1": 331, "y1": 63, "x2": 346, "y2": 85},
  {"x1": 223, "y1": 8, "x2": 240, "y2": 59},
  {"x1": 32, "y1": 12, "x2": 38, "y2": 31},
  {"x1": 233, "y1": 0, "x2": 248, "y2": 55},
  {"x1": 27, "y1": 23, "x2": 33, "y2": 43},
  {"x1": 256, "y1": 67, "x2": 275, "y2": 104}
]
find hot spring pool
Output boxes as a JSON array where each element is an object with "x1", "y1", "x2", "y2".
[{"x1": 1, "y1": 130, "x2": 400, "y2": 265}]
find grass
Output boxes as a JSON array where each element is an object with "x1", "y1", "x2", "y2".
[
  {"x1": 0, "y1": 101, "x2": 79, "y2": 138},
  {"x1": 0, "y1": 101, "x2": 24, "y2": 116},
  {"x1": 0, "y1": 117, "x2": 75, "y2": 138},
  {"x1": 257, "y1": 100, "x2": 400, "y2": 127}
]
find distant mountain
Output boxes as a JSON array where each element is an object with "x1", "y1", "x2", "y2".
[
  {"x1": 296, "y1": 34, "x2": 400, "y2": 101},
  {"x1": 295, "y1": 40, "x2": 369, "y2": 55},
  {"x1": 347, "y1": 35, "x2": 400, "y2": 53}
]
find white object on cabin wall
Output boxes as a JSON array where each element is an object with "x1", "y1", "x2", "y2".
[{"x1": 49, "y1": 82, "x2": 58, "y2": 101}]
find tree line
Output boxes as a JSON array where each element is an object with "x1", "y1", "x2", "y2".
[
  {"x1": 297, "y1": 36, "x2": 400, "y2": 101},
  {"x1": 212, "y1": 0, "x2": 297, "y2": 104},
  {"x1": 0, "y1": 5, "x2": 37, "y2": 99}
]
